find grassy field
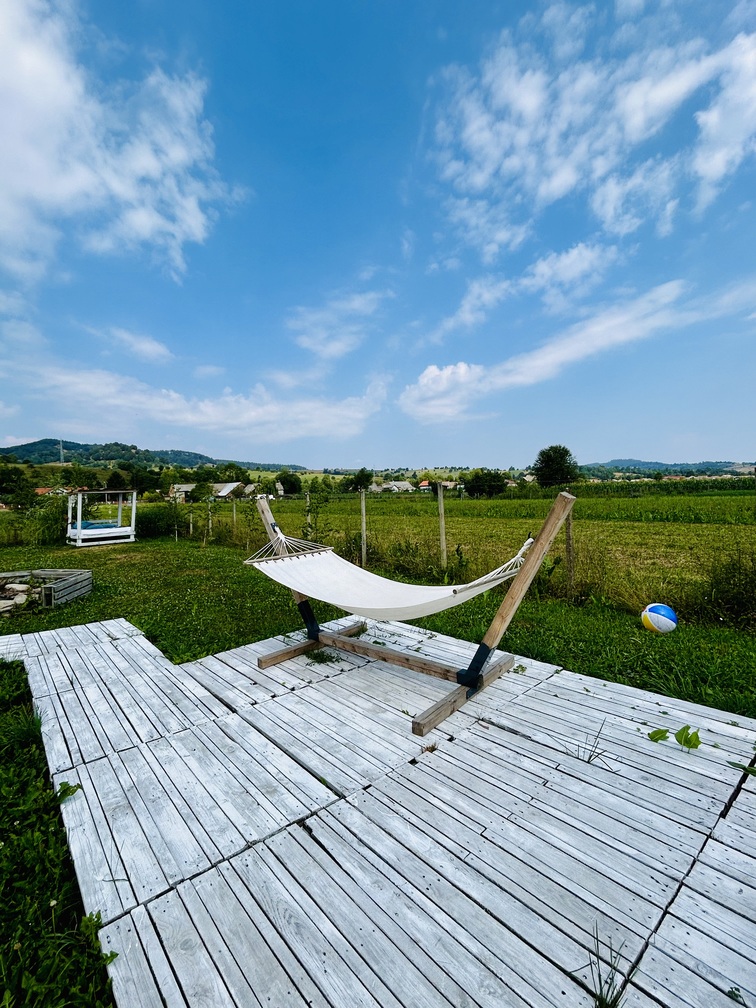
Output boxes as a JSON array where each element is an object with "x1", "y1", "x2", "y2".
[{"x1": 1, "y1": 492, "x2": 755, "y2": 1005}]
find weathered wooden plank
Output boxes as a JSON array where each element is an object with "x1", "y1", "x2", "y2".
[
  {"x1": 99, "y1": 910, "x2": 182, "y2": 1008},
  {"x1": 317, "y1": 628, "x2": 465, "y2": 681},
  {"x1": 238, "y1": 704, "x2": 360, "y2": 796},
  {"x1": 467, "y1": 720, "x2": 723, "y2": 828},
  {"x1": 632, "y1": 936, "x2": 756, "y2": 1006},
  {"x1": 550, "y1": 669, "x2": 756, "y2": 735},
  {"x1": 60, "y1": 649, "x2": 139, "y2": 755},
  {"x1": 268, "y1": 825, "x2": 480, "y2": 1008},
  {"x1": 163, "y1": 728, "x2": 288, "y2": 844},
  {"x1": 292, "y1": 680, "x2": 424, "y2": 764},
  {"x1": 86, "y1": 754, "x2": 174, "y2": 906},
  {"x1": 240, "y1": 693, "x2": 398, "y2": 794},
  {"x1": 146, "y1": 890, "x2": 238, "y2": 1007},
  {"x1": 365, "y1": 771, "x2": 667, "y2": 953},
  {"x1": 505, "y1": 683, "x2": 755, "y2": 776},
  {"x1": 403, "y1": 749, "x2": 697, "y2": 891},
  {"x1": 111, "y1": 639, "x2": 228, "y2": 723},
  {"x1": 214, "y1": 859, "x2": 332, "y2": 1008},
  {"x1": 667, "y1": 886, "x2": 756, "y2": 956},
  {"x1": 101, "y1": 904, "x2": 190, "y2": 1008},
  {"x1": 119, "y1": 743, "x2": 223, "y2": 874},
  {"x1": 412, "y1": 653, "x2": 515, "y2": 735},
  {"x1": 0, "y1": 633, "x2": 24, "y2": 660},
  {"x1": 179, "y1": 871, "x2": 314, "y2": 1008},
  {"x1": 323, "y1": 800, "x2": 599, "y2": 1002},
  {"x1": 204, "y1": 714, "x2": 335, "y2": 814},
  {"x1": 686, "y1": 857, "x2": 756, "y2": 924},
  {"x1": 230, "y1": 845, "x2": 402, "y2": 1008},
  {"x1": 54, "y1": 764, "x2": 135, "y2": 922},
  {"x1": 254, "y1": 619, "x2": 365, "y2": 669},
  {"x1": 481, "y1": 703, "x2": 732, "y2": 810},
  {"x1": 303, "y1": 814, "x2": 509, "y2": 1008}
]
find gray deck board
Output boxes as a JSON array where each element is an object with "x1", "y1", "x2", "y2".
[{"x1": 11, "y1": 616, "x2": 756, "y2": 1007}]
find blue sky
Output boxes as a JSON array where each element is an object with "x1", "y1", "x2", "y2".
[{"x1": 1, "y1": 0, "x2": 755, "y2": 469}]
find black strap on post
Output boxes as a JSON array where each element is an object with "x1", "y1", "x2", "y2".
[
  {"x1": 297, "y1": 599, "x2": 321, "y2": 641},
  {"x1": 456, "y1": 641, "x2": 491, "y2": 689}
]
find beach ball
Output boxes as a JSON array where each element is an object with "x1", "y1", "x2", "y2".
[{"x1": 641, "y1": 603, "x2": 678, "y2": 634}]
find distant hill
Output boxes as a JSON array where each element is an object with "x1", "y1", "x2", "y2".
[
  {"x1": 601, "y1": 458, "x2": 736, "y2": 472},
  {"x1": 0, "y1": 439, "x2": 306, "y2": 472}
]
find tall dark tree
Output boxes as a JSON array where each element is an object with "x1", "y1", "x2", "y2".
[
  {"x1": 278, "y1": 469, "x2": 302, "y2": 494},
  {"x1": 463, "y1": 468, "x2": 506, "y2": 497},
  {"x1": 532, "y1": 445, "x2": 580, "y2": 488},
  {"x1": 106, "y1": 470, "x2": 128, "y2": 490},
  {"x1": 341, "y1": 467, "x2": 373, "y2": 492}
]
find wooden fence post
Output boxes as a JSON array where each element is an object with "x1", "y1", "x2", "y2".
[
  {"x1": 360, "y1": 489, "x2": 367, "y2": 567},
  {"x1": 438, "y1": 482, "x2": 447, "y2": 570}
]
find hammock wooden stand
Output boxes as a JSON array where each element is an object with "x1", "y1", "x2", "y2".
[{"x1": 249, "y1": 492, "x2": 575, "y2": 735}]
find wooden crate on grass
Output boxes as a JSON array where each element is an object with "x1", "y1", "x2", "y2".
[{"x1": 0, "y1": 569, "x2": 93, "y2": 609}]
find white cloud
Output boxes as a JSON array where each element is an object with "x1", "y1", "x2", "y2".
[
  {"x1": 521, "y1": 242, "x2": 620, "y2": 302},
  {"x1": 110, "y1": 326, "x2": 173, "y2": 362},
  {"x1": 427, "y1": 242, "x2": 619, "y2": 345},
  {"x1": 432, "y1": 14, "x2": 756, "y2": 257},
  {"x1": 428, "y1": 275, "x2": 511, "y2": 344},
  {"x1": 399, "y1": 280, "x2": 693, "y2": 422},
  {"x1": 0, "y1": 318, "x2": 46, "y2": 348},
  {"x1": 0, "y1": 0, "x2": 237, "y2": 282},
  {"x1": 2, "y1": 357, "x2": 388, "y2": 443},
  {"x1": 286, "y1": 289, "x2": 391, "y2": 360},
  {"x1": 692, "y1": 33, "x2": 756, "y2": 208},
  {"x1": 193, "y1": 364, "x2": 225, "y2": 378}
]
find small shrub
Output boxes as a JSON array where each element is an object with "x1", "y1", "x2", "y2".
[
  {"x1": 681, "y1": 548, "x2": 756, "y2": 629},
  {"x1": 21, "y1": 496, "x2": 68, "y2": 546},
  {"x1": 135, "y1": 504, "x2": 188, "y2": 539}
]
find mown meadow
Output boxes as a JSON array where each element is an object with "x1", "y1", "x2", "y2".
[{"x1": 1, "y1": 488, "x2": 755, "y2": 1004}]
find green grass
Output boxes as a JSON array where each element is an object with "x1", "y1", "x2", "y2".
[{"x1": 0, "y1": 661, "x2": 115, "y2": 1007}]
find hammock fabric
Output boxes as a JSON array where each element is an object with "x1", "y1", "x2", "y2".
[{"x1": 246, "y1": 536, "x2": 533, "y2": 622}]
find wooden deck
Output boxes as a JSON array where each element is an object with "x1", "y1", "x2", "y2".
[{"x1": 7, "y1": 617, "x2": 756, "y2": 1007}]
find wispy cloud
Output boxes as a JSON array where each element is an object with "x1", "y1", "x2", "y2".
[
  {"x1": 0, "y1": 1, "x2": 240, "y2": 282},
  {"x1": 399, "y1": 277, "x2": 755, "y2": 422},
  {"x1": 426, "y1": 242, "x2": 620, "y2": 345},
  {"x1": 431, "y1": 12, "x2": 756, "y2": 258},
  {"x1": 286, "y1": 289, "x2": 391, "y2": 360},
  {"x1": 109, "y1": 327, "x2": 174, "y2": 362},
  {"x1": 1, "y1": 357, "x2": 388, "y2": 443},
  {"x1": 193, "y1": 364, "x2": 225, "y2": 378}
]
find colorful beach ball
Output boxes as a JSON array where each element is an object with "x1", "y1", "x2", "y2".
[{"x1": 641, "y1": 603, "x2": 678, "y2": 634}]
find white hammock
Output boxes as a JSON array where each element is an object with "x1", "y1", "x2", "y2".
[{"x1": 245, "y1": 535, "x2": 533, "y2": 621}]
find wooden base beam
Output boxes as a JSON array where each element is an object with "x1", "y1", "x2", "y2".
[
  {"x1": 317, "y1": 630, "x2": 462, "y2": 682},
  {"x1": 412, "y1": 653, "x2": 515, "y2": 736},
  {"x1": 257, "y1": 621, "x2": 366, "y2": 669}
]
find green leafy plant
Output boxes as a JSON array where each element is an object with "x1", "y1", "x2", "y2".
[
  {"x1": 674, "y1": 725, "x2": 701, "y2": 751},
  {"x1": 647, "y1": 728, "x2": 669, "y2": 742},
  {"x1": 727, "y1": 762, "x2": 756, "y2": 776}
]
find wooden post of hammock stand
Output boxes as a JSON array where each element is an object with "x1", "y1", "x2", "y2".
[{"x1": 412, "y1": 491, "x2": 576, "y2": 736}]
